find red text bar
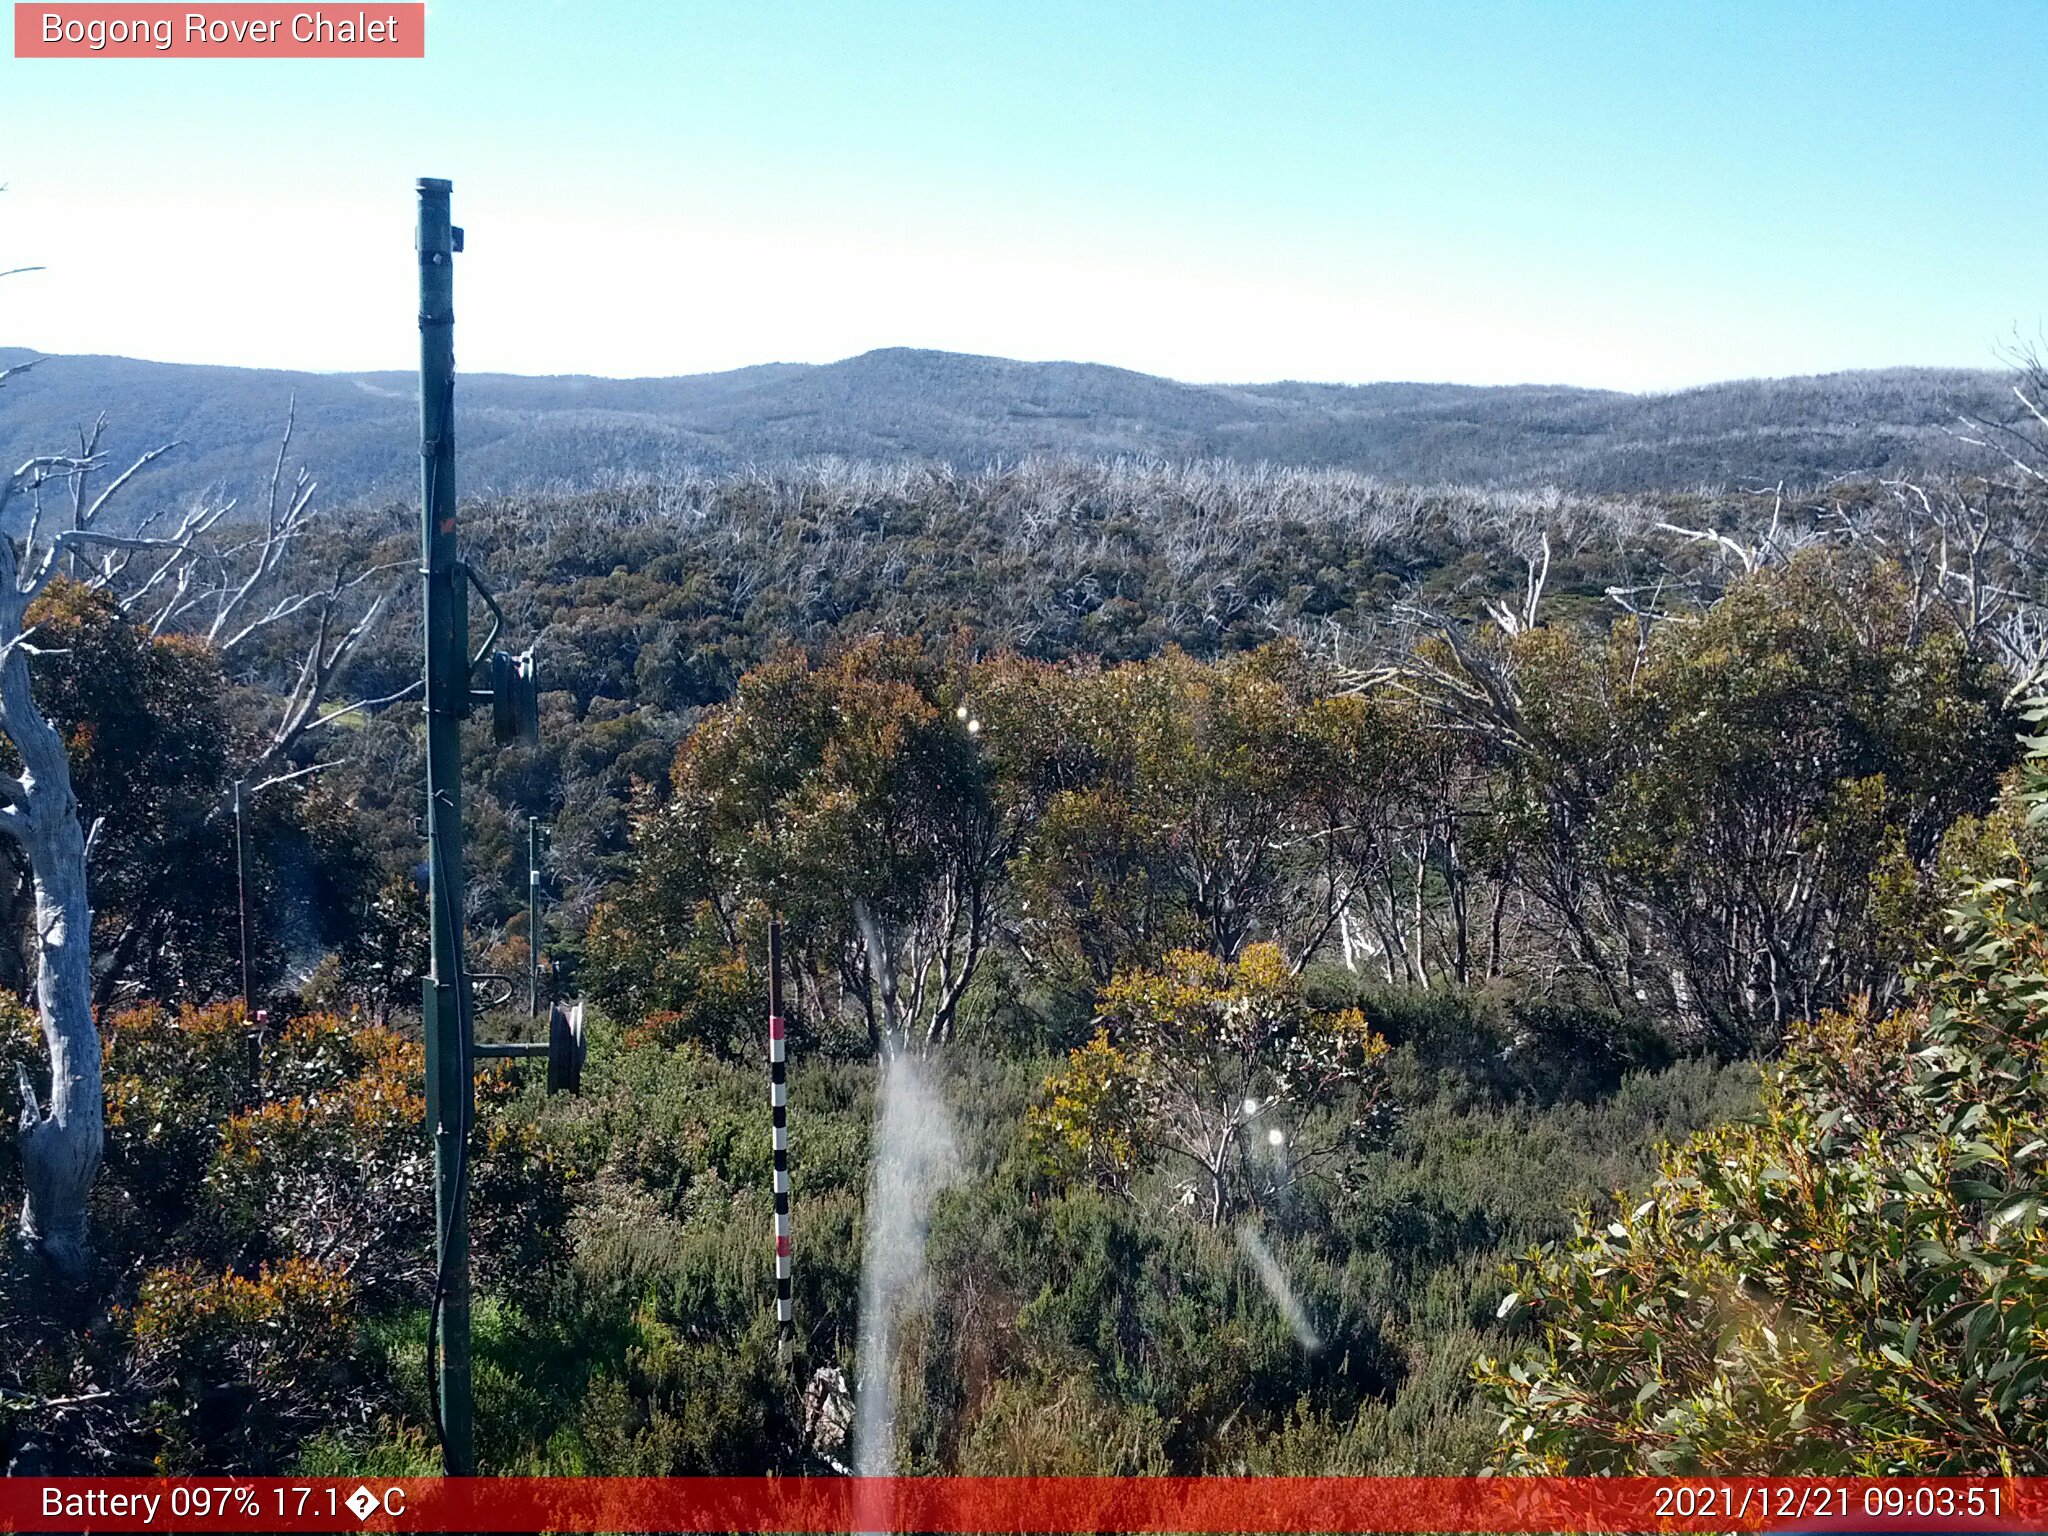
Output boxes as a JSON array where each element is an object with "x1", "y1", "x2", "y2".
[
  {"x1": 14, "y1": 4, "x2": 424, "y2": 57},
  {"x1": 1, "y1": 1476, "x2": 2042, "y2": 1533}
]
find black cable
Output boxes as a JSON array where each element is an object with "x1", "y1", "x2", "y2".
[{"x1": 423, "y1": 811, "x2": 473, "y2": 1467}]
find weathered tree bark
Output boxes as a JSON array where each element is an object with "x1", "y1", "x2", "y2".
[
  {"x1": 2, "y1": 633, "x2": 101, "y2": 1277},
  {"x1": 1487, "y1": 878, "x2": 1511, "y2": 979},
  {"x1": 0, "y1": 403, "x2": 400, "y2": 1270},
  {"x1": 1446, "y1": 827, "x2": 1471, "y2": 985}
]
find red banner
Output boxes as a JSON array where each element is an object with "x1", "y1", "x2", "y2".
[
  {"x1": 14, "y1": 5, "x2": 424, "y2": 58},
  {"x1": 0, "y1": 1476, "x2": 2042, "y2": 1533}
]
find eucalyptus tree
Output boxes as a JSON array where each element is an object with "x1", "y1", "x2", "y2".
[
  {"x1": 1030, "y1": 943, "x2": 1395, "y2": 1227},
  {"x1": 1348, "y1": 547, "x2": 2013, "y2": 1051},
  {"x1": 1483, "y1": 720, "x2": 2048, "y2": 1471},
  {"x1": 2, "y1": 377, "x2": 405, "y2": 1273},
  {"x1": 592, "y1": 638, "x2": 1034, "y2": 1055}
]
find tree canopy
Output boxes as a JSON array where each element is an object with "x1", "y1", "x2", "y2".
[{"x1": 1484, "y1": 715, "x2": 2048, "y2": 1472}]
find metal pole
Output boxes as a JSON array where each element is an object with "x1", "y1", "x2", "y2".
[
  {"x1": 768, "y1": 918, "x2": 793, "y2": 1362},
  {"x1": 526, "y1": 818, "x2": 538, "y2": 1017},
  {"x1": 234, "y1": 776, "x2": 261, "y2": 1100},
  {"x1": 233, "y1": 778, "x2": 252, "y2": 1016},
  {"x1": 417, "y1": 176, "x2": 474, "y2": 1478}
]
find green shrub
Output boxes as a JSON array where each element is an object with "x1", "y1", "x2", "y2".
[
  {"x1": 1310, "y1": 975, "x2": 1671, "y2": 1109},
  {"x1": 127, "y1": 1258, "x2": 360, "y2": 1472},
  {"x1": 1480, "y1": 722, "x2": 2048, "y2": 1472}
]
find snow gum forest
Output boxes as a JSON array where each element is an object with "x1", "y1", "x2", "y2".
[{"x1": 7, "y1": 351, "x2": 2048, "y2": 1476}]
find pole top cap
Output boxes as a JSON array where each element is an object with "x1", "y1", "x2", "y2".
[{"x1": 417, "y1": 177, "x2": 453, "y2": 194}]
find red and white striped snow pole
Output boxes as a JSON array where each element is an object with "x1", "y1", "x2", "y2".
[{"x1": 768, "y1": 917, "x2": 794, "y2": 1359}]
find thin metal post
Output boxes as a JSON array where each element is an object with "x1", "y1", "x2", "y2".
[
  {"x1": 234, "y1": 776, "x2": 261, "y2": 1099},
  {"x1": 417, "y1": 175, "x2": 474, "y2": 1478},
  {"x1": 528, "y1": 815, "x2": 541, "y2": 1019},
  {"x1": 768, "y1": 918, "x2": 793, "y2": 1361},
  {"x1": 233, "y1": 778, "x2": 252, "y2": 1015}
]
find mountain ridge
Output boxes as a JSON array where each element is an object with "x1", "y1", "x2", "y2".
[{"x1": 0, "y1": 344, "x2": 2011, "y2": 514}]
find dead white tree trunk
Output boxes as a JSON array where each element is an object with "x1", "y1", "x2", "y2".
[
  {"x1": 10, "y1": 751, "x2": 95, "y2": 1275},
  {"x1": 0, "y1": 392, "x2": 408, "y2": 1264},
  {"x1": 0, "y1": 457, "x2": 103, "y2": 1275}
]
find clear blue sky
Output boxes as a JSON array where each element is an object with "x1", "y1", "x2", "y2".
[{"x1": 3, "y1": 1, "x2": 2042, "y2": 388}]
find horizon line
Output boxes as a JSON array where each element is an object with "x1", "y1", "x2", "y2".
[{"x1": 0, "y1": 341, "x2": 2012, "y2": 400}]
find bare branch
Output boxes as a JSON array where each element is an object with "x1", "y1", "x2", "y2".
[
  {"x1": 246, "y1": 759, "x2": 345, "y2": 797},
  {"x1": 79, "y1": 439, "x2": 182, "y2": 530}
]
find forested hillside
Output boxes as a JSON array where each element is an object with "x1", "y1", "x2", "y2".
[
  {"x1": 0, "y1": 345, "x2": 2014, "y2": 516},
  {"x1": 5, "y1": 386, "x2": 2048, "y2": 1474}
]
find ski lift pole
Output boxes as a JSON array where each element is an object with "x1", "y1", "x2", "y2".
[
  {"x1": 768, "y1": 917, "x2": 793, "y2": 1362},
  {"x1": 417, "y1": 175, "x2": 474, "y2": 1479}
]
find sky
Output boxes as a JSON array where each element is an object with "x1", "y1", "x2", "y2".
[{"x1": 2, "y1": 0, "x2": 2043, "y2": 390}]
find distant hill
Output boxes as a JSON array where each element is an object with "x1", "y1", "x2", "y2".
[{"x1": 0, "y1": 345, "x2": 2014, "y2": 517}]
